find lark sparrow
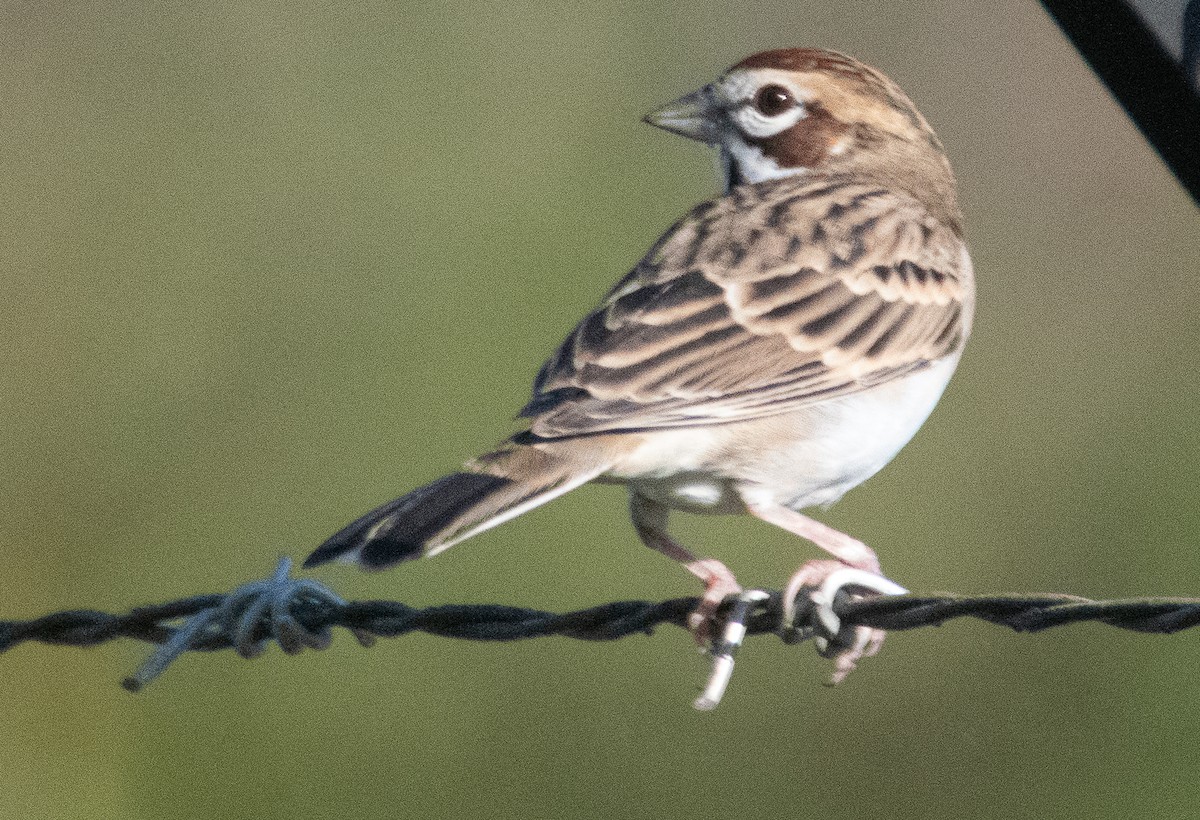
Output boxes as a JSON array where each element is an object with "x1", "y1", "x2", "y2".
[{"x1": 306, "y1": 48, "x2": 973, "y2": 676}]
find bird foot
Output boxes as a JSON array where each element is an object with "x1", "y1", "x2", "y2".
[
  {"x1": 685, "y1": 558, "x2": 744, "y2": 645},
  {"x1": 781, "y1": 559, "x2": 907, "y2": 684}
]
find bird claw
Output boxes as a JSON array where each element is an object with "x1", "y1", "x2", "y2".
[
  {"x1": 686, "y1": 559, "x2": 743, "y2": 645},
  {"x1": 781, "y1": 561, "x2": 907, "y2": 684}
]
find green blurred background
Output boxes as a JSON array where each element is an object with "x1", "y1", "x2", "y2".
[{"x1": 3, "y1": 1, "x2": 1198, "y2": 818}]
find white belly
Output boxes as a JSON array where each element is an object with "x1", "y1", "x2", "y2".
[{"x1": 606, "y1": 356, "x2": 959, "y2": 514}]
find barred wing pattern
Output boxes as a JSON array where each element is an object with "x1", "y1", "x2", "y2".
[{"x1": 522, "y1": 175, "x2": 971, "y2": 438}]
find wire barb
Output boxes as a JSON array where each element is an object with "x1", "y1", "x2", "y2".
[{"x1": 120, "y1": 558, "x2": 375, "y2": 692}]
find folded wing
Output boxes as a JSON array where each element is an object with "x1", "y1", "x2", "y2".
[{"x1": 522, "y1": 175, "x2": 972, "y2": 437}]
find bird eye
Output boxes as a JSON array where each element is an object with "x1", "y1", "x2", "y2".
[{"x1": 752, "y1": 84, "x2": 795, "y2": 117}]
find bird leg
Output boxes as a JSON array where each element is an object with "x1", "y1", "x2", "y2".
[
  {"x1": 747, "y1": 503, "x2": 881, "y2": 572},
  {"x1": 630, "y1": 493, "x2": 742, "y2": 644}
]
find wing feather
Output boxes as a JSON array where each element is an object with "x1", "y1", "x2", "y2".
[{"x1": 522, "y1": 174, "x2": 972, "y2": 437}]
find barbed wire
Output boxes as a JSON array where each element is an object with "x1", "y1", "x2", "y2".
[
  {"x1": 3, "y1": 558, "x2": 1200, "y2": 708},
  {"x1": 9, "y1": 587, "x2": 1200, "y2": 654}
]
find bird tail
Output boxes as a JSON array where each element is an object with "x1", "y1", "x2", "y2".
[{"x1": 303, "y1": 439, "x2": 607, "y2": 570}]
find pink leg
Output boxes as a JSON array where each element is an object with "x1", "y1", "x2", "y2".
[
  {"x1": 630, "y1": 493, "x2": 741, "y2": 643},
  {"x1": 746, "y1": 503, "x2": 880, "y2": 572},
  {"x1": 747, "y1": 502, "x2": 900, "y2": 683}
]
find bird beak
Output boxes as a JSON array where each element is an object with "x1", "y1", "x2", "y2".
[{"x1": 643, "y1": 87, "x2": 718, "y2": 143}]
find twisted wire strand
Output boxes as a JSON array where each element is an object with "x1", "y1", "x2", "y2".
[
  {"x1": 5, "y1": 577, "x2": 1200, "y2": 657},
  {"x1": 4, "y1": 555, "x2": 1200, "y2": 706}
]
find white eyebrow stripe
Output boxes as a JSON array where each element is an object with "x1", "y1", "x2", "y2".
[{"x1": 718, "y1": 68, "x2": 808, "y2": 103}]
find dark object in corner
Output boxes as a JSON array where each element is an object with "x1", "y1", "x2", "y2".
[{"x1": 1040, "y1": 0, "x2": 1200, "y2": 207}]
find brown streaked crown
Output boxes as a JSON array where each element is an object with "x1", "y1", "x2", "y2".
[{"x1": 729, "y1": 48, "x2": 938, "y2": 144}]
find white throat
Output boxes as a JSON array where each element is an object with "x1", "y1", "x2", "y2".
[{"x1": 719, "y1": 141, "x2": 807, "y2": 191}]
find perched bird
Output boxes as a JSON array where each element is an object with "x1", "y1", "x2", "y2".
[{"x1": 306, "y1": 48, "x2": 973, "y2": 673}]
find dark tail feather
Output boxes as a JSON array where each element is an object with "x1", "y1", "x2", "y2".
[
  {"x1": 304, "y1": 443, "x2": 605, "y2": 570},
  {"x1": 304, "y1": 473, "x2": 514, "y2": 569}
]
